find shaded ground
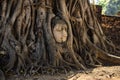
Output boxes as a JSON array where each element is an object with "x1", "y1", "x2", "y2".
[
  {"x1": 7, "y1": 66, "x2": 120, "y2": 80},
  {"x1": 68, "y1": 66, "x2": 120, "y2": 80}
]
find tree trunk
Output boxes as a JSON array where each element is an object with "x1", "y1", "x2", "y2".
[
  {"x1": 0, "y1": 0, "x2": 120, "y2": 76},
  {"x1": 0, "y1": 69, "x2": 5, "y2": 80}
]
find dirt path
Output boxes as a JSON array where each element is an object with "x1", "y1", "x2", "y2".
[
  {"x1": 7, "y1": 66, "x2": 120, "y2": 80},
  {"x1": 68, "y1": 66, "x2": 120, "y2": 80}
]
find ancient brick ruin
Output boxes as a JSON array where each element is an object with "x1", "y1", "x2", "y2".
[{"x1": 95, "y1": 5, "x2": 120, "y2": 47}]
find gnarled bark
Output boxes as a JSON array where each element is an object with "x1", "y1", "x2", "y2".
[{"x1": 0, "y1": 0, "x2": 120, "y2": 77}]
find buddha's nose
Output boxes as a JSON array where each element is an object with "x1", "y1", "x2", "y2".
[{"x1": 63, "y1": 30, "x2": 67, "y2": 37}]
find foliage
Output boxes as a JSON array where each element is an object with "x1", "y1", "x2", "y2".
[
  {"x1": 98, "y1": 0, "x2": 120, "y2": 15},
  {"x1": 98, "y1": 0, "x2": 109, "y2": 14},
  {"x1": 105, "y1": 0, "x2": 120, "y2": 15}
]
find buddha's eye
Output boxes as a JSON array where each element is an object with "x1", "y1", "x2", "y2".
[
  {"x1": 62, "y1": 25, "x2": 67, "y2": 31},
  {"x1": 56, "y1": 28, "x2": 62, "y2": 31},
  {"x1": 55, "y1": 25, "x2": 62, "y2": 31}
]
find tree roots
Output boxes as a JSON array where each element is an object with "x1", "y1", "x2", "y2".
[{"x1": 0, "y1": 0, "x2": 120, "y2": 77}]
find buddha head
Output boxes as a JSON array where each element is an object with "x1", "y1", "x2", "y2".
[{"x1": 51, "y1": 17, "x2": 68, "y2": 43}]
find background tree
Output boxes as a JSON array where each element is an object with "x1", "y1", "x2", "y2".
[
  {"x1": 0, "y1": 0, "x2": 120, "y2": 77},
  {"x1": 105, "y1": 0, "x2": 120, "y2": 15},
  {"x1": 98, "y1": 0, "x2": 120, "y2": 15},
  {"x1": 97, "y1": 0, "x2": 109, "y2": 14}
]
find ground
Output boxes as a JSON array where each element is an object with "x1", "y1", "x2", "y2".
[{"x1": 7, "y1": 66, "x2": 120, "y2": 80}]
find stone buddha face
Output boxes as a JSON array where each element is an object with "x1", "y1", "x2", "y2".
[{"x1": 52, "y1": 20, "x2": 68, "y2": 43}]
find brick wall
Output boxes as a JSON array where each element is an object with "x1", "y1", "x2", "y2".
[
  {"x1": 101, "y1": 15, "x2": 120, "y2": 28},
  {"x1": 94, "y1": 5, "x2": 120, "y2": 46},
  {"x1": 101, "y1": 15, "x2": 120, "y2": 46}
]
